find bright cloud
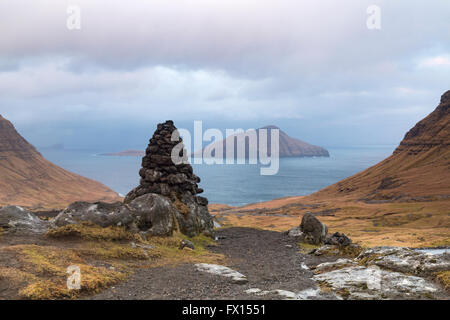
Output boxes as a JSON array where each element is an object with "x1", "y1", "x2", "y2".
[{"x1": 419, "y1": 55, "x2": 450, "y2": 68}]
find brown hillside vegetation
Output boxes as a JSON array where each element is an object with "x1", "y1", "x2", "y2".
[
  {"x1": 314, "y1": 90, "x2": 450, "y2": 201},
  {"x1": 212, "y1": 91, "x2": 450, "y2": 247},
  {"x1": 0, "y1": 115, "x2": 121, "y2": 209}
]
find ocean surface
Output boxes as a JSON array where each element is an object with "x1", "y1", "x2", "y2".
[{"x1": 41, "y1": 146, "x2": 395, "y2": 206}]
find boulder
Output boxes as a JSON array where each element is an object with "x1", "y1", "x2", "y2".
[
  {"x1": 0, "y1": 206, "x2": 48, "y2": 234},
  {"x1": 357, "y1": 246, "x2": 450, "y2": 276},
  {"x1": 325, "y1": 232, "x2": 352, "y2": 246},
  {"x1": 52, "y1": 201, "x2": 134, "y2": 228},
  {"x1": 51, "y1": 191, "x2": 216, "y2": 237},
  {"x1": 174, "y1": 193, "x2": 214, "y2": 237},
  {"x1": 288, "y1": 214, "x2": 354, "y2": 247},
  {"x1": 127, "y1": 193, "x2": 178, "y2": 236},
  {"x1": 287, "y1": 226, "x2": 304, "y2": 238},
  {"x1": 299, "y1": 212, "x2": 328, "y2": 244},
  {"x1": 52, "y1": 194, "x2": 181, "y2": 237},
  {"x1": 179, "y1": 239, "x2": 195, "y2": 250},
  {"x1": 314, "y1": 265, "x2": 440, "y2": 300},
  {"x1": 312, "y1": 258, "x2": 357, "y2": 273},
  {"x1": 310, "y1": 246, "x2": 450, "y2": 299}
]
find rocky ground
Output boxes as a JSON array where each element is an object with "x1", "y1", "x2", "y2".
[
  {"x1": 90, "y1": 227, "x2": 336, "y2": 300},
  {"x1": 1, "y1": 203, "x2": 449, "y2": 300},
  {"x1": 90, "y1": 227, "x2": 450, "y2": 300}
]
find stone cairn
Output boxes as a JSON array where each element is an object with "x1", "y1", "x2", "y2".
[
  {"x1": 124, "y1": 120, "x2": 203, "y2": 202},
  {"x1": 124, "y1": 120, "x2": 214, "y2": 237}
]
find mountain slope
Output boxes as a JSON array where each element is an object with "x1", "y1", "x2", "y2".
[
  {"x1": 196, "y1": 125, "x2": 329, "y2": 158},
  {"x1": 0, "y1": 115, "x2": 121, "y2": 208},
  {"x1": 314, "y1": 90, "x2": 450, "y2": 201},
  {"x1": 211, "y1": 91, "x2": 450, "y2": 247}
]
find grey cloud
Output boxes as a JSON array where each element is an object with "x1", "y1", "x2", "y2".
[{"x1": 0, "y1": 0, "x2": 449, "y2": 149}]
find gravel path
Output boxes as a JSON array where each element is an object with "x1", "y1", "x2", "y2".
[{"x1": 90, "y1": 227, "x2": 336, "y2": 300}]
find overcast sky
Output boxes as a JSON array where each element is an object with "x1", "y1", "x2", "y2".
[{"x1": 0, "y1": 0, "x2": 449, "y2": 151}]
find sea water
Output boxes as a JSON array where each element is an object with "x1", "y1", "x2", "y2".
[{"x1": 41, "y1": 146, "x2": 395, "y2": 206}]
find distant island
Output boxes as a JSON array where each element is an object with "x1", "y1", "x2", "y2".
[
  {"x1": 101, "y1": 149, "x2": 145, "y2": 157},
  {"x1": 194, "y1": 125, "x2": 330, "y2": 158},
  {"x1": 104, "y1": 125, "x2": 329, "y2": 158}
]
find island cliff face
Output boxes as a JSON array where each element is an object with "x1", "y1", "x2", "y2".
[
  {"x1": 196, "y1": 125, "x2": 329, "y2": 158},
  {"x1": 0, "y1": 115, "x2": 121, "y2": 208},
  {"x1": 267, "y1": 126, "x2": 329, "y2": 157},
  {"x1": 315, "y1": 90, "x2": 450, "y2": 201}
]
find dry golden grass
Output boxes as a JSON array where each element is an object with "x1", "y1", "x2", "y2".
[
  {"x1": 213, "y1": 213, "x2": 300, "y2": 232},
  {"x1": 213, "y1": 198, "x2": 450, "y2": 248},
  {"x1": 1, "y1": 244, "x2": 126, "y2": 300},
  {"x1": 435, "y1": 271, "x2": 450, "y2": 290},
  {"x1": 75, "y1": 242, "x2": 150, "y2": 260},
  {"x1": 297, "y1": 242, "x2": 321, "y2": 254},
  {"x1": 1, "y1": 223, "x2": 225, "y2": 299},
  {"x1": 46, "y1": 222, "x2": 141, "y2": 242},
  {"x1": 0, "y1": 266, "x2": 38, "y2": 286}
]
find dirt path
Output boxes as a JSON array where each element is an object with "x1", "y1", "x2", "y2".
[{"x1": 90, "y1": 227, "x2": 336, "y2": 300}]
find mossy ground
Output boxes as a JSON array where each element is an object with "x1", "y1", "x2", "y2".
[
  {"x1": 0, "y1": 224, "x2": 225, "y2": 300},
  {"x1": 338, "y1": 245, "x2": 364, "y2": 258},
  {"x1": 297, "y1": 242, "x2": 321, "y2": 254},
  {"x1": 435, "y1": 271, "x2": 450, "y2": 290},
  {"x1": 46, "y1": 222, "x2": 141, "y2": 241}
]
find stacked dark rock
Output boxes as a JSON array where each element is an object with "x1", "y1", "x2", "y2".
[
  {"x1": 49, "y1": 121, "x2": 214, "y2": 238},
  {"x1": 124, "y1": 120, "x2": 203, "y2": 201},
  {"x1": 124, "y1": 120, "x2": 214, "y2": 237}
]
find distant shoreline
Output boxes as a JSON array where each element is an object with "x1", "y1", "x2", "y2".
[{"x1": 101, "y1": 150, "x2": 145, "y2": 157}]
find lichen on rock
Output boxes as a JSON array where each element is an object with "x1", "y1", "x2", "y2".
[{"x1": 0, "y1": 206, "x2": 49, "y2": 234}]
